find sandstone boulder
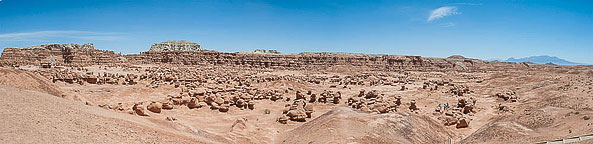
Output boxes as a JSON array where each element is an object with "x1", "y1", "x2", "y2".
[
  {"x1": 409, "y1": 100, "x2": 419, "y2": 112},
  {"x1": 376, "y1": 105, "x2": 388, "y2": 114},
  {"x1": 456, "y1": 118, "x2": 470, "y2": 128},
  {"x1": 444, "y1": 116, "x2": 458, "y2": 126},
  {"x1": 463, "y1": 105, "x2": 474, "y2": 114},
  {"x1": 247, "y1": 101, "x2": 255, "y2": 110},
  {"x1": 296, "y1": 91, "x2": 305, "y2": 100},
  {"x1": 304, "y1": 105, "x2": 314, "y2": 118},
  {"x1": 133, "y1": 103, "x2": 149, "y2": 116},
  {"x1": 162, "y1": 102, "x2": 174, "y2": 110},
  {"x1": 277, "y1": 115, "x2": 288, "y2": 124},
  {"x1": 219, "y1": 104, "x2": 230, "y2": 112},
  {"x1": 287, "y1": 109, "x2": 307, "y2": 122},
  {"x1": 187, "y1": 97, "x2": 200, "y2": 109},
  {"x1": 210, "y1": 103, "x2": 220, "y2": 110},
  {"x1": 147, "y1": 102, "x2": 162, "y2": 113}
]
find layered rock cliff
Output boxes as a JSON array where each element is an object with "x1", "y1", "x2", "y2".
[
  {"x1": 0, "y1": 43, "x2": 123, "y2": 66},
  {"x1": 11, "y1": 43, "x2": 96, "y2": 50},
  {"x1": 125, "y1": 50, "x2": 508, "y2": 71},
  {"x1": 149, "y1": 40, "x2": 203, "y2": 51},
  {"x1": 1, "y1": 43, "x2": 527, "y2": 71}
]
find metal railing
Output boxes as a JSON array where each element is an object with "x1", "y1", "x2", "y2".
[{"x1": 537, "y1": 134, "x2": 593, "y2": 144}]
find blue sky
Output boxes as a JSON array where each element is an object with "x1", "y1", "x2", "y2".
[{"x1": 0, "y1": 0, "x2": 592, "y2": 63}]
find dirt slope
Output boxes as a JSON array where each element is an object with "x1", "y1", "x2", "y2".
[
  {"x1": 0, "y1": 68, "x2": 62, "y2": 96},
  {"x1": 0, "y1": 86, "x2": 212, "y2": 144},
  {"x1": 279, "y1": 107, "x2": 454, "y2": 144}
]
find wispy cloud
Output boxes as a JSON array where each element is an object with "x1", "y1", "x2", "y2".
[
  {"x1": 0, "y1": 30, "x2": 122, "y2": 41},
  {"x1": 427, "y1": 6, "x2": 460, "y2": 22},
  {"x1": 449, "y1": 3, "x2": 483, "y2": 6}
]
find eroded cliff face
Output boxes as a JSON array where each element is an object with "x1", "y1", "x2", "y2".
[
  {"x1": 0, "y1": 43, "x2": 526, "y2": 71},
  {"x1": 0, "y1": 43, "x2": 123, "y2": 66},
  {"x1": 11, "y1": 43, "x2": 95, "y2": 50},
  {"x1": 149, "y1": 40, "x2": 203, "y2": 51},
  {"x1": 126, "y1": 51, "x2": 457, "y2": 71},
  {"x1": 124, "y1": 50, "x2": 529, "y2": 71}
]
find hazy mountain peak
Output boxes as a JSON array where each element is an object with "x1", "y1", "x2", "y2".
[{"x1": 495, "y1": 55, "x2": 582, "y2": 65}]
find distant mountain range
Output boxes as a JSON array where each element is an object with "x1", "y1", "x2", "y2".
[{"x1": 488, "y1": 55, "x2": 584, "y2": 65}]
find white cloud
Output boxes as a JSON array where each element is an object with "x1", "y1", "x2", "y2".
[
  {"x1": 449, "y1": 3, "x2": 482, "y2": 6},
  {"x1": 427, "y1": 6, "x2": 460, "y2": 22},
  {"x1": 0, "y1": 30, "x2": 122, "y2": 41}
]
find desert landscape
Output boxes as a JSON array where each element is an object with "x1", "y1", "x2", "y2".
[{"x1": 0, "y1": 41, "x2": 592, "y2": 143}]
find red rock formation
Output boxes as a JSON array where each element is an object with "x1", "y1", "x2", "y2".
[
  {"x1": 0, "y1": 43, "x2": 123, "y2": 66},
  {"x1": 1, "y1": 43, "x2": 528, "y2": 71}
]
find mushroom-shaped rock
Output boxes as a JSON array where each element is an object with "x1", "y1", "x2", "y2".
[
  {"x1": 376, "y1": 105, "x2": 388, "y2": 114},
  {"x1": 457, "y1": 98, "x2": 467, "y2": 108},
  {"x1": 309, "y1": 94, "x2": 317, "y2": 103},
  {"x1": 409, "y1": 100, "x2": 419, "y2": 112},
  {"x1": 333, "y1": 96, "x2": 340, "y2": 104},
  {"x1": 463, "y1": 105, "x2": 474, "y2": 114},
  {"x1": 187, "y1": 97, "x2": 201, "y2": 109},
  {"x1": 132, "y1": 103, "x2": 149, "y2": 116},
  {"x1": 304, "y1": 105, "x2": 314, "y2": 118},
  {"x1": 240, "y1": 94, "x2": 252, "y2": 100},
  {"x1": 456, "y1": 118, "x2": 470, "y2": 128},
  {"x1": 296, "y1": 91, "x2": 305, "y2": 100},
  {"x1": 210, "y1": 103, "x2": 220, "y2": 110},
  {"x1": 205, "y1": 95, "x2": 215, "y2": 104},
  {"x1": 358, "y1": 89, "x2": 365, "y2": 97},
  {"x1": 247, "y1": 101, "x2": 255, "y2": 110},
  {"x1": 215, "y1": 97, "x2": 225, "y2": 105},
  {"x1": 360, "y1": 105, "x2": 372, "y2": 113},
  {"x1": 444, "y1": 116, "x2": 458, "y2": 126},
  {"x1": 197, "y1": 96, "x2": 206, "y2": 102},
  {"x1": 277, "y1": 115, "x2": 288, "y2": 124},
  {"x1": 282, "y1": 107, "x2": 290, "y2": 114},
  {"x1": 198, "y1": 102, "x2": 209, "y2": 108},
  {"x1": 236, "y1": 99, "x2": 246, "y2": 108},
  {"x1": 162, "y1": 102, "x2": 174, "y2": 110},
  {"x1": 287, "y1": 109, "x2": 307, "y2": 122},
  {"x1": 177, "y1": 96, "x2": 189, "y2": 105},
  {"x1": 171, "y1": 98, "x2": 183, "y2": 105},
  {"x1": 147, "y1": 102, "x2": 162, "y2": 113},
  {"x1": 219, "y1": 104, "x2": 230, "y2": 112}
]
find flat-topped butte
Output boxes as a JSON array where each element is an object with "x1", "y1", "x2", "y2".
[
  {"x1": 9, "y1": 43, "x2": 95, "y2": 51},
  {"x1": 150, "y1": 40, "x2": 203, "y2": 51}
]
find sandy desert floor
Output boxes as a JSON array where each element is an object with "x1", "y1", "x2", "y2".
[{"x1": 1, "y1": 64, "x2": 592, "y2": 144}]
